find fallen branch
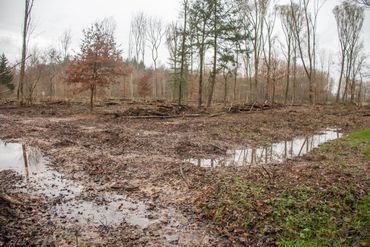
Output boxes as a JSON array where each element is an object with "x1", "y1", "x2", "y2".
[
  {"x1": 106, "y1": 113, "x2": 205, "y2": 119},
  {"x1": 0, "y1": 89, "x2": 11, "y2": 95}
]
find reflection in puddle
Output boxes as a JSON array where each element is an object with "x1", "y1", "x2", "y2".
[
  {"x1": 0, "y1": 140, "x2": 165, "y2": 228},
  {"x1": 0, "y1": 140, "x2": 82, "y2": 199},
  {"x1": 185, "y1": 128, "x2": 342, "y2": 168}
]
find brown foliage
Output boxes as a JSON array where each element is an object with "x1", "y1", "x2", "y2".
[
  {"x1": 65, "y1": 20, "x2": 127, "y2": 110},
  {"x1": 138, "y1": 71, "x2": 153, "y2": 98}
]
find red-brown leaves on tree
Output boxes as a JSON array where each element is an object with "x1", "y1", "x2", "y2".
[{"x1": 65, "y1": 20, "x2": 127, "y2": 110}]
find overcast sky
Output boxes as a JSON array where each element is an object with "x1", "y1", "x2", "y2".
[{"x1": 0, "y1": 0, "x2": 369, "y2": 71}]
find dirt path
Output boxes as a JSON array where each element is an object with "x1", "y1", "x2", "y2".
[{"x1": 0, "y1": 101, "x2": 369, "y2": 246}]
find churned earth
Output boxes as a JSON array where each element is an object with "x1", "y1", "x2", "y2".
[{"x1": 0, "y1": 100, "x2": 369, "y2": 246}]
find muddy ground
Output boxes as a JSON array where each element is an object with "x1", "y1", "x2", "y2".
[{"x1": 0, "y1": 100, "x2": 369, "y2": 246}]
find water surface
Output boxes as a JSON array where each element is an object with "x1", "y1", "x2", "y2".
[
  {"x1": 0, "y1": 140, "x2": 159, "y2": 227},
  {"x1": 185, "y1": 128, "x2": 342, "y2": 168}
]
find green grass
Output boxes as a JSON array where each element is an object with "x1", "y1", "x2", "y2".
[
  {"x1": 272, "y1": 187, "x2": 369, "y2": 246},
  {"x1": 202, "y1": 178, "x2": 369, "y2": 246},
  {"x1": 200, "y1": 128, "x2": 370, "y2": 246},
  {"x1": 347, "y1": 128, "x2": 370, "y2": 159}
]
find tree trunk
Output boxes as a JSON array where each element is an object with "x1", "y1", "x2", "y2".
[
  {"x1": 272, "y1": 79, "x2": 276, "y2": 105},
  {"x1": 336, "y1": 55, "x2": 345, "y2": 103},
  {"x1": 90, "y1": 86, "x2": 94, "y2": 112},
  {"x1": 224, "y1": 78, "x2": 227, "y2": 106},
  {"x1": 292, "y1": 47, "x2": 297, "y2": 104},
  {"x1": 284, "y1": 41, "x2": 291, "y2": 105},
  {"x1": 233, "y1": 52, "x2": 239, "y2": 103},
  {"x1": 357, "y1": 78, "x2": 363, "y2": 106},
  {"x1": 18, "y1": 0, "x2": 31, "y2": 105},
  {"x1": 350, "y1": 59, "x2": 356, "y2": 103},
  {"x1": 207, "y1": 3, "x2": 218, "y2": 108},
  {"x1": 198, "y1": 38, "x2": 205, "y2": 108},
  {"x1": 154, "y1": 60, "x2": 158, "y2": 98},
  {"x1": 179, "y1": 0, "x2": 188, "y2": 106}
]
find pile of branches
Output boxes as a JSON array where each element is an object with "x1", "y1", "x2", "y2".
[{"x1": 227, "y1": 102, "x2": 276, "y2": 113}]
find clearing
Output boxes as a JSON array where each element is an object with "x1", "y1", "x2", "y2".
[{"x1": 0, "y1": 100, "x2": 369, "y2": 246}]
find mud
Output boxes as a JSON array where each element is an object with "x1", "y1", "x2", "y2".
[{"x1": 0, "y1": 100, "x2": 369, "y2": 246}]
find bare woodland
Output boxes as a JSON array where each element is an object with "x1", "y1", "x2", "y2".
[
  {"x1": 1, "y1": 1, "x2": 370, "y2": 246},
  {"x1": 0, "y1": 0, "x2": 369, "y2": 108}
]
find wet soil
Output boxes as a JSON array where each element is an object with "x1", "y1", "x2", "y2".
[{"x1": 0, "y1": 100, "x2": 369, "y2": 246}]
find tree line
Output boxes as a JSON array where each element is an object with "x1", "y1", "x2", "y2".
[{"x1": 0, "y1": 0, "x2": 369, "y2": 109}]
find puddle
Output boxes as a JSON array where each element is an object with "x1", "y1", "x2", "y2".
[
  {"x1": 185, "y1": 128, "x2": 342, "y2": 168},
  {"x1": 0, "y1": 140, "x2": 82, "y2": 199},
  {"x1": 0, "y1": 140, "x2": 171, "y2": 228}
]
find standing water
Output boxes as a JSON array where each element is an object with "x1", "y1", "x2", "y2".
[
  {"x1": 185, "y1": 128, "x2": 342, "y2": 168},
  {"x1": 0, "y1": 140, "x2": 171, "y2": 227}
]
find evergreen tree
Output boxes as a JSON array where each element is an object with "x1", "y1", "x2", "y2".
[{"x1": 0, "y1": 54, "x2": 14, "y2": 91}]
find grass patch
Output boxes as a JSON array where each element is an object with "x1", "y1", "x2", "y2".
[
  {"x1": 201, "y1": 178, "x2": 369, "y2": 246},
  {"x1": 273, "y1": 188, "x2": 369, "y2": 246},
  {"x1": 347, "y1": 128, "x2": 370, "y2": 159},
  {"x1": 200, "y1": 129, "x2": 370, "y2": 246}
]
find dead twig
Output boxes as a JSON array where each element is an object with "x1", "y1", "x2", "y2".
[
  {"x1": 249, "y1": 101, "x2": 257, "y2": 112},
  {"x1": 261, "y1": 164, "x2": 273, "y2": 181}
]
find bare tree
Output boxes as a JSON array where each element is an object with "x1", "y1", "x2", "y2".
[
  {"x1": 262, "y1": 4, "x2": 276, "y2": 103},
  {"x1": 333, "y1": 1, "x2": 364, "y2": 102},
  {"x1": 59, "y1": 29, "x2": 72, "y2": 62},
  {"x1": 277, "y1": 4, "x2": 295, "y2": 104},
  {"x1": 290, "y1": 0, "x2": 323, "y2": 105},
  {"x1": 129, "y1": 12, "x2": 147, "y2": 67},
  {"x1": 147, "y1": 17, "x2": 165, "y2": 98},
  {"x1": 241, "y1": 0, "x2": 270, "y2": 102},
  {"x1": 42, "y1": 47, "x2": 61, "y2": 98},
  {"x1": 18, "y1": 0, "x2": 35, "y2": 105},
  {"x1": 24, "y1": 47, "x2": 44, "y2": 104},
  {"x1": 349, "y1": 43, "x2": 366, "y2": 103}
]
